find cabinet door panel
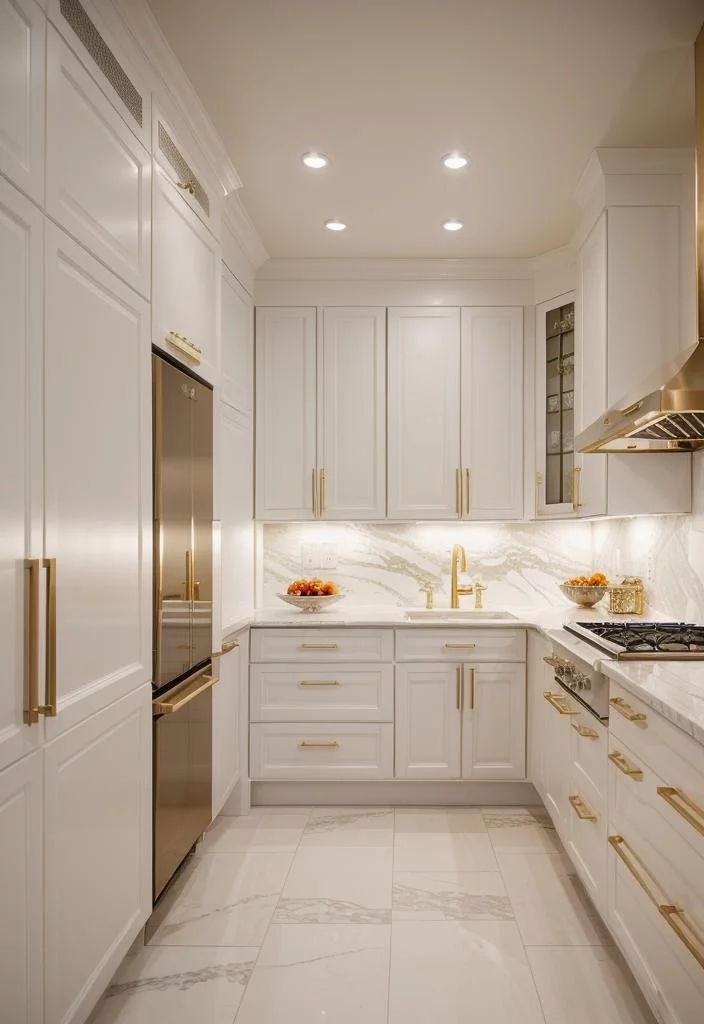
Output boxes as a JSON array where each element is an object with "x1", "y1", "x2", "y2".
[
  {"x1": 0, "y1": 751, "x2": 43, "y2": 1024},
  {"x1": 461, "y1": 663, "x2": 526, "y2": 780},
  {"x1": 395, "y1": 663, "x2": 461, "y2": 779},
  {"x1": 220, "y1": 405, "x2": 254, "y2": 628},
  {"x1": 255, "y1": 307, "x2": 317, "y2": 519},
  {"x1": 221, "y1": 265, "x2": 253, "y2": 414},
  {"x1": 388, "y1": 307, "x2": 460, "y2": 519},
  {"x1": 44, "y1": 225, "x2": 151, "y2": 737},
  {"x1": 152, "y1": 168, "x2": 220, "y2": 385},
  {"x1": 46, "y1": 28, "x2": 151, "y2": 298},
  {"x1": 0, "y1": 179, "x2": 43, "y2": 772},
  {"x1": 318, "y1": 307, "x2": 386, "y2": 519},
  {"x1": 44, "y1": 685, "x2": 151, "y2": 1024},
  {"x1": 461, "y1": 307, "x2": 523, "y2": 520},
  {"x1": 212, "y1": 634, "x2": 242, "y2": 817},
  {"x1": 0, "y1": 0, "x2": 45, "y2": 203}
]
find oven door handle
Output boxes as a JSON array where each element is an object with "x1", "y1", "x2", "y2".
[{"x1": 153, "y1": 672, "x2": 218, "y2": 715}]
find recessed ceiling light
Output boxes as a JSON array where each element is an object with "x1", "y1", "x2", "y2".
[
  {"x1": 302, "y1": 151, "x2": 329, "y2": 169},
  {"x1": 443, "y1": 218, "x2": 463, "y2": 232},
  {"x1": 325, "y1": 218, "x2": 347, "y2": 231},
  {"x1": 443, "y1": 152, "x2": 468, "y2": 170}
]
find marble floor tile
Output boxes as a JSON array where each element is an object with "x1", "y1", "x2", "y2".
[
  {"x1": 301, "y1": 806, "x2": 394, "y2": 847},
  {"x1": 527, "y1": 946, "x2": 656, "y2": 1024},
  {"x1": 486, "y1": 817, "x2": 561, "y2": 855},
  {"x1": 147, "y1": 851, "x2": 293, "y2": 947},
  {"x1": 393, "y1": 871, "x2": 513, "y2": 921},
  {"x1": 197, "y1": 812, "x2": 309, "y2": 855},
  {"x1": 497, "y1": 851, "x2": 612, "y2": 946},
  {"x1": 235, "y1": 923, "x2": 390, "y2": 1024},
  {"x1": 91, "y1": 945, "x2": 257, "y2": 1024},
  {"x1": 389, "y1": 920, "x2": 545, "y2": 1024},
  {"x1": 481, "y1": 806, "x2": 553, "y2": 829},
  {"x1": 276, "y1": 845, "x2": 392, "y2": 923},
  {"x1": 394, "y1": 831, "x2": 498, "y2": 872},
  {"x1": 394, "y1": 807, "x2": 487, "y2": 833}
]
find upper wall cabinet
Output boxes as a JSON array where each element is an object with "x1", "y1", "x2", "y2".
[
  {"x1": 46, "y1": 28, "x2": 152, "y2": 298},
  {"x1": 0, "y1": 0, "x2": 45, "y2": 204},
  {"x1": 388, "y1": 306, "x2": 524, "y2": 521},
  {"x1": 153, "y1": 107, "x2": 221, "y2": 239},
  {"x1": 221, "y1": 264, "x2": 253, "y2": 415},
  {"x1": 152, "y1": 168, "x2": 220, "y2": 385}
]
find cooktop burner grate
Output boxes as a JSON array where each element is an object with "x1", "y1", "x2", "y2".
[{"x1": 573, "y1": 621, "x2": 704, "y2": 655}]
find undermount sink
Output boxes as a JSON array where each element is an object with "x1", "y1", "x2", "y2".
[{"x1": 405, "y1": 609, "x2": 518, "y2": 622}]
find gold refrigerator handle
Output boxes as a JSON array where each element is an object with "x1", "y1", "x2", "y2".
[
  {"x1": 38, "y1": 558, "x2": 57, "y2": 717},
  {"x1": 185, "y1": 549, "x2": 194, "y2": 601},
  {"x1": 24, "y1": 559, "x2": 40, "y2": 724},
  {"x1": 152, "y1": 670, "x2": 218, "y2": 715}
]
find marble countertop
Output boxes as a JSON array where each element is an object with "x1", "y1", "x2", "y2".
[{"x1": 600, "y1": 658, "x2": 704, "y2": 747}]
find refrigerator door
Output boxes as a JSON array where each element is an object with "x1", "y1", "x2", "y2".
[{"x1": 190, "y1": 374, "x2": 214, "y2": 669}]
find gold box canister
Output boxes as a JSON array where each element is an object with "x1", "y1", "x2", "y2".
[{"x1": 608, "y1": 577, "x2": 644, "y2": 616}]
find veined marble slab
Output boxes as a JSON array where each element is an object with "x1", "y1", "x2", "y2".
[{"x1": 601, "y1": 658, "x2": 704, "y2": 747}]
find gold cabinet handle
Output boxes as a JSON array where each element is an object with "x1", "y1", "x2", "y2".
[
  {"x1": 543, "y1": 654, "x2": 559, "y2": 668},
  {"x1": 467, "y1": 666, "x2": 475, "y2": 710},
  {"x1": 312, "y1": 468, "x2": 318, "y2": 517},
  {"x1": 456, "y1": 665, "x2": 462, "y2": 710},
  {"x1": 465, "y1": 468, "x2": 471, "y2": 515},
  {"x1": 455, "y1": 468, "x2": 461, "y2": 517},
  {"x1": 543, "y1": 690, "x2": 579, "y2": 715},
  {"x1": 608, "y1": 750, "x2": 643, "y2": 780},
  {"x1": 619, "y1": 400, "x2": 644, "y2": 418},
  {"x1": 300, "y1": 740, "x2": 339, "y2": 749},
  {"x1": 211, "y1": 639, "x2": 240, "y2": 658},
  {"x1": 299, "y1": 680, "x2": 340, "y2": 687},
  {"x1": 153, "y1": 671, "x2": 218, "y2": 714},
  {"x1": 444, "y1": 642, "x2": 476, "y2": 650},
  {"x1": 657, "y1": 787, "x2": 704, "y2": 838},
  {"x1": 24, "y1": 559, "x2": 41, "y2": 725},
  {"x1": 609, "y1": 697, "x2": 646, "y2": 722},
  {"x1": 608, "y1": 835, "x2": 704, "y2": 969},
  {"x1": 177, "y1": 179, "x2": 196, "y2": 195},
  {"x1": 571, "y1": 722, "x2": 599, "y2": 739},
  {"x1": 319, "y1": 468, "x2": 325, "y2": 517},
  {"x1": 166, "y1": 331, "x2": 202, "y2": 363},
  {"x1": 572, "y1": 466, "x2": 582, "y2": 512},
  {"x1": 569, "y1": 794, "x2": 597, "y2": 821},
  {"x1": 300, "y1": 642, "x2": 339, "y2": 650},
  {"x1": 39, "y1": 558, "x2": 57, "y2": 717}
]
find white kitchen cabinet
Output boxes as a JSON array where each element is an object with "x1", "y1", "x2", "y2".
[
  {"x1": 46, "y1": 28, "x2": 151, "y2": 298},
  {"x1": 43, "y1": 684, "x2": 151, "y2": 1024},
  {"x1": 318, "y1": 307, "x2": 386, "y2": 519},
  {"x1": 212, "y1": 630, "x2": 245, "y2": 817},
  {"x1": 152, "y1": 167, "x2": 220, "y2": 385},
  {"x1": 461, "y1": 663, "x2": 526, "y2": 780},
  {"x1": 220, "y1": 404, "x2": 254, "y2": 628},
  {"x1": 0, "y1": 0, "x2": 45, "y2": 204},
  {"x1": 255, "y1": 307, "x2": 317, "y2": 519},
  {"x1": 250, "y1": 722, "x2": 393, "y2": 781},
  {"x1": 526, "y1": 631, "x2": 552, "y2": 796},
  {"x1": 0, "y1": 178, "x2": 43, "y2": 774},
  {"x1": 461, "y1": 307, "x2": 524, "y2": 520},
  {"x1": 387, "y1": 306, "x2": 461, "y2": 519},
  {"x1": 221, "y1": 264, "x2": 253, "y2": 415},
  {"x1": 0, "y1": 751, "x2": 43, "y2": 1024},
  {"x1": 153, "y1": 106, "x2": 220, "y2": 238},
  {"x1": 395, "y1": 663, "x2": 462, "y2": 779},
  {"x1": 540, "y1": 685, "x2": 575, "y2": 837},
  {"x1": 44, "y1": 224, "x2": 152, "y2": 738}
]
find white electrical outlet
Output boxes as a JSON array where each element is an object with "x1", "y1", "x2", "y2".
[
  {"x1": 320, "y1": 543, "x2": 338, "y2": 570},
  {"x1": 301, "y1": 543, "x2": 320, "y2": 571}
]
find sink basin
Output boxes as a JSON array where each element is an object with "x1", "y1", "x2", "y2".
[{"x1": 405, "y1": 609, "x2": 518, "y2": 622}]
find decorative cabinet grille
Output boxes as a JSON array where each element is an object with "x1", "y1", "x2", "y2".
[{"x1": 157, "y1": 122, "x2": 210, "y2": 217}]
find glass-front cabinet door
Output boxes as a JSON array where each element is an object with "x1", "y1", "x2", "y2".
[{"x1": 535, "y1": 292, "x2": 579, "y2": 517}]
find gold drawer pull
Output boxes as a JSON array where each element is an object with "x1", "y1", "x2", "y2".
[
  {"x1": 608, "y1": 835, "x2": 704, "y2": 969},
  {"x1": 657, "y1": 787, "x2": 704, "y2": 838},
  {"x1": 299, "y1": 680, "x2": 340, "y2": 687},
  {"x1": 609, "y1": 697, "x2": 646, "y2": 722},
  {"x1": 300, "y1": 642, "x2": 339, "y2": 650},
  {"x1": 569, "y1": 794, "x2": 597, "y2": 821},
  {"x1": 299, "y1": 740, "x2": 340, "y2": 749},
  {"x1": 571, "y1": 722, "x2": 599, "y2": 739},
  {"x1": 211, "y1": 639, "x2": 240, "y2": 658},
  {"x1": 608, "y1": 750, "x2": 643, "y2": 780},
  {"x1": 543, "y1": 691, "x2": 579, "y2": 715},
  {"x1": 444, "y1": 642, "x2": 477, "y2": 650},
  {"x1": 456, "y1": 665, "x2": 462, "y2": 710},
  {"x1": 24, "y1": 559, "x2": 41, "y2": 725}
]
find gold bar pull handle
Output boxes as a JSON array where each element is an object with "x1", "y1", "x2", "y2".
[
  {"x1": 153, "y1": 672, "x2": 218, "y2": 714},
  {"x1": 456, "y1": 665, "x2": 461, "y2": 710},
  {"x1": 467, "y1": 666, "x2": 475, "y2": 710},
  {"x1": 543, "y1": 691, "x2": 579, "y2": 715},
  {"x1": 319, "y1": 468, "x2": 326, "y2": 517},
  {"x1": 24, "y1": 559, "x2": 40, "y2": 725},
  {"x1": 659, "y1": 905, "x2": 704, "y2": 969},
  {"x1": 609, "y1": 697, "x2": 646, "y2": 722},
  {"x1": 312, "y1": 468, "x2": 318, "y2": 517},
  {"x1": 300, "y1": 740, "x2": 339, "y2": 749},
  {"x1": 608, "y1": 750, "x2": 643, "y2": 780},
  {"x1": 455, "y1": 468, "x2": 461, "y2": 517},
  {"x1": 572, "y1": 466, "x2": 582, "y2": 512},
  {"x1": 211, "y1": 639, "x2": 240, "y2": 658},
  {"x1": 300, "y1": 642, "x2": 339, "y2": 650},
  {"x1": 571, "y1": 722, "x2": 599, "y2": 739},
  {"x1": 657, "y1": 787, "x2": 704, "y2": 838},
  {"x1": 299, "y1": 680, "x2": 340, "y2": 687},
  {"x1": 444, "y1": 642, "x2": 476, "y2": 650},
  {"x1": 569, "y1": 794, "x2": 597, "y2": 821},
  {"x1": 39, "y1": 558, "x2": 57, "y2": 717},
  {"x1": 465, "y1": 469, "x2": 471, "y2": 515}
]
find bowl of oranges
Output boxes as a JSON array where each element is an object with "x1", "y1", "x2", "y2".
[
  {"x1": 278, "y1": 579, "x2": 344, "y2": 613},
  {"x1": 560, "y1": 572, "x2": 609, "y2": 607}
]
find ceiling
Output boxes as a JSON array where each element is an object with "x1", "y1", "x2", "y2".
[{"x1": 146, "y1": 0, "x2": 704, "y2": 260}]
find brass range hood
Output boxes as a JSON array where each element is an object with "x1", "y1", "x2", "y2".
[{"x1": 577, "y1": 25, "x2": 704, "y2": 455}]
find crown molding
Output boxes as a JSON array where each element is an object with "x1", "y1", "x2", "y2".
[
  {"x1": 256, "y1": 257, "x2": 535, "y2": 282},
  {"x1": 224, "y1": 192, "x2": 270, "y2": 270}
]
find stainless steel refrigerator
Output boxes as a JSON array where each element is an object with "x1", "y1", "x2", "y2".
[{"x1": 152, "y1": 351, "x2": 214, "y2": 901}]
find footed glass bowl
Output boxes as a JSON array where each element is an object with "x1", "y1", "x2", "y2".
[{"x1": 277, "y1": 592, "x2": 344, "y2": 613}]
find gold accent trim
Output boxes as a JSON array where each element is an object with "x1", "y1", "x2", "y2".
[
  {"x1": 543, "y1": 690, "x2": 579, "y2": 715},
  {"x1": 39, "y1": 558, "x2": 57, "y2": 717},
  {"x1": 211, "y1": 639, "x2": 240, "y2": 658},
  {"x1": 153, "y1": 670, "x2": 218, "y2": 714},
  {"x1": 660, "y1": 905, "x2": 704, "y2": 969},
  {"x1": 571, "y1": 722, "x2": 599, "y2": 739},
  {"x1": 657, "y1": 786, "x2": 704, "y2": 838},
  {"x1": 569, "y1": 794, "x2": 597, "y2": 821},
  {"x1": 465, "y1": 468, "x2": 471, "y2": 515},
  {"x1": 609, "y1": 697, "x2": 647, "y2": 722},
  {"x1": 24, "y1": 559, "x2": 40, "y2": 725},
  {"x1": 299, "y1": 740, "x2": 340, "y2": 749},
  {"x1": 608, "y1": 750, "x2": 643, "y2": 780},
  {"x1": 299, "y1": 680, "x2": 340, "y2": 687},
  {"x1": 456, "y1": 665, "x2": 461, "y2": 710},
  {"x1": 572, "y1": 466, "x2": 582, "y2": 512},
  {"x1": 300, "y1": 642, "x2": 339, "y2": 650},
  {"x1": 444, "y1": 642, "x2": 476, "y2": 650}
]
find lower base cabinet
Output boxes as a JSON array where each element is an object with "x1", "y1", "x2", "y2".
[
  {"x1": 212, "y1": 630, "x2": 247, "y2": 818},
  {"x1": 250, "y1": 722, "x2": 393, "y2": 780}
]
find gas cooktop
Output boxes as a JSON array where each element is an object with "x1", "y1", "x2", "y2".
[{"x1": 565, "y1": 621, "x2": 704, "y2": 660}]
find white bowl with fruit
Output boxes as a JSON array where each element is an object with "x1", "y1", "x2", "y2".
[
  {"x1": 278, "y1": 579, "x2": 344, "y2": 613},
  {"x1": 559, "y1": 573, "x2": 609, "y2": 607}
]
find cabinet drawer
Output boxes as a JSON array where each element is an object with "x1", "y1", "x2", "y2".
[
  {"x1": 570, "y1": 711, "x2": 608, "y2": 800},
  {"x1": 609, "y1": 681, "x2": 704, "y2": 858},
  {"x1": 249, "y1": 723, "x2": 393, "y2": 780},
  {"x1": 566, "y1": 765, "x2": 606, "y2": 911},
  {"x1": 251, "y1": 629, "x2": 393, "y2": 664},
  {"x1": 395, "y1": 628, "x2": 525, "y2": 662},
  {"x1": 250, "y1": 664, "x2": 393, "y2": 722}
]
